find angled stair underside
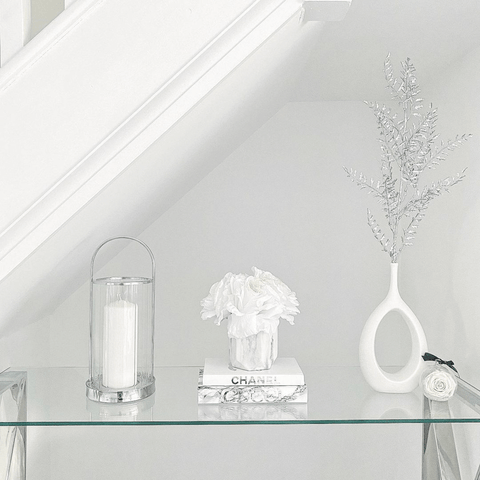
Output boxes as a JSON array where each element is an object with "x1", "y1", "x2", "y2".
[{"x1": 0, "y1": 0, "x2": 350, "y2": 335}]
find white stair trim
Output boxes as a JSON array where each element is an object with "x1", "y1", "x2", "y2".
[
  {"x1": 0, "y1": 0, "x2": 102, "y2": 89},
  {"x1": 0, "y1": 0, "x2": 305, "y2": 281},
  {"x1": 0, "y1": 0, "x2": 31, "y2": 66},
  {"x1": 0, "y1": 0, "x2": 348, "y2": 284}
]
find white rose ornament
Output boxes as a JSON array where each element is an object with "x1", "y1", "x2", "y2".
[{"x1": 420, "y1": 353, "x2": 458, "y2": 402}]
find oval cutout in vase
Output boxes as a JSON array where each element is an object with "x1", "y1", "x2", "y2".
[{"x1": 359, "y1": 263, "x2": 428, "y2": 393}]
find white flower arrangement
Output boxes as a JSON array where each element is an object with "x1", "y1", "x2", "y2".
[{"x1": 200, "y1": 267, "x2": 299, "y2": 338}]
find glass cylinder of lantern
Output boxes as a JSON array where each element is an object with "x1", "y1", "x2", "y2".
[{"x1": 86, "y1": 237, "x2": 155, "y2": 403}]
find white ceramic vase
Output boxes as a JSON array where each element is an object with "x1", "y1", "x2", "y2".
[
  {"x1": 359, "y1": 263, "x2": 428, "y2": 393},
  {"x1": 227, "y1": 313, "x2": 278, "y2": 371}
]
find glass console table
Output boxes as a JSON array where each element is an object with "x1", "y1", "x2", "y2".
[{"x1": 1, "y1": 366, "x2": 480, "y2": 479}]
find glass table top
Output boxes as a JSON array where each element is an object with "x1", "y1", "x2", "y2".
[{"x1": 1, "y1": 366, "x2": 479, "y2": 426}]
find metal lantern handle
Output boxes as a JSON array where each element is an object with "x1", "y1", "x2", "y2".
[{"x1": 90, "y1": 236, "x2": 156, "y2": 283}]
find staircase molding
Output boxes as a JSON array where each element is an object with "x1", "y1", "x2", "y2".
[
  {"x1": 0, "y1": 0, "x2": 103, "y2": 88},
  {"x1": 0, "y1": 0, "x2": 316, "y2": 283},
  {"x1": 0, "y1": 0, "x2": 31, "y2": 66},
  {"x1": 0, "y1": 0, "x2": 351, "y2": 288}
]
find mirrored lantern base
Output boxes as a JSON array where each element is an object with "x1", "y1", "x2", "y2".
[{"x1": 86, "y1": 374, "x2": 155, "y2": 403}]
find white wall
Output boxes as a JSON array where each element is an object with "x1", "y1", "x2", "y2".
[
  {"x1": 6, "y1": 101, "x2": 375, "y2": 367},
  {"x1": 8, "y1": 92, "x2": 477, "y2": 371},
  {"x1": 426, "y1": 44, "x2": 480, "y2": 380}
]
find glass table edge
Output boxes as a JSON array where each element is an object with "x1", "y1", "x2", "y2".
[
  {"x1": 3, "y1": 418, "x2": 480, "y2": 427},
  {"x1": 1, "y1": 366, "x2": 480, "y2": 426}
]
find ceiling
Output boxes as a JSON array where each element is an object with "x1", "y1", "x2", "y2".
[{"x1": 293, "y1": 0, "x2": 480, "y2": 101}]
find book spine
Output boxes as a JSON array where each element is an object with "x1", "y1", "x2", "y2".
[
  {"x1": 198, "y1": 383, "x2": 307, "y2": 404},
  {"x1": 198, "y1": 403, "x2": 308, "y2": 421},
  {"x1": 202, "y1": 373, "x2": 304, "y2": 387}
]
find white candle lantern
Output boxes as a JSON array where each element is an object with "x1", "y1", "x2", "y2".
[{"x1": 86, "y1": 237, "x2": 155, "y2": 403}]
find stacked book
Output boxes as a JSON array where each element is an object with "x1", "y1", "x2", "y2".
[
  {"x1": 198, "y1": 357, "x2": 307, "y2": 404},
  {"x1": 198, "y1": 402, "x2": 308, "y2": 421}
]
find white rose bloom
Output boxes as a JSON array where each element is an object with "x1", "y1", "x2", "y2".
[
  {"x1": 420, "y1": 364, "x2": 457, "y2": 402},
  {"x1": 251, "y1": 267, "x2": 300, "y2": 324},
  {"x1": 201, "y1": 267, "x2": 299, "y2": 338},
  {"x1": 200, "y1": 272, "x2": 248, "y2": 324}
]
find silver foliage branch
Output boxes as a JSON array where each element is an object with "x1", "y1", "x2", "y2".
[{"x1": 345, "y1": 55, "x2": 471, "y2": 262}]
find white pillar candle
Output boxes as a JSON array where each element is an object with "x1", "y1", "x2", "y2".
[{"x1": 103, "y1": 299, "x2": 138, "y2": 389}]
